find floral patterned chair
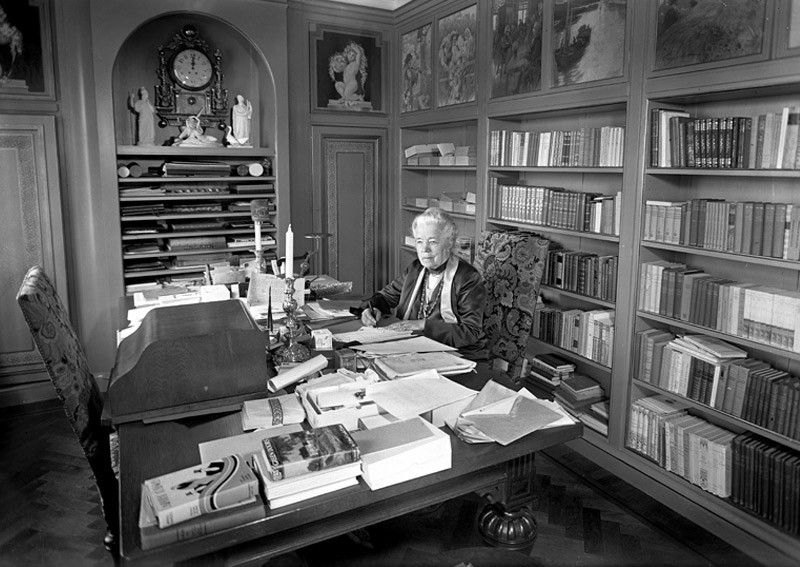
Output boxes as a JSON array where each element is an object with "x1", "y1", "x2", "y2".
[
  {"x1": 475, "y1": 231, "x2": 549, "y2": 383},
  {"x1": 16, "y1": 265, "x2": 119, "y2": 553}
]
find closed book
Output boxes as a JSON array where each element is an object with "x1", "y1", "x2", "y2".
[
  {"x1": 261, "y1": 424, "x2": 360, "y2": 482},
  {"x1": 138, "y1": 488, "x2": 266, "y2": 550},
  {"x1": 143, "y1": 455, "x2": 258, "y2": 528},
  {"x1": 251, "y1": 451, "x2": 361, "y2": 503}
]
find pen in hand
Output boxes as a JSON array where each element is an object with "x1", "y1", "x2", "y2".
[{"x1": 365, "y1": 301, "x2": 378, "y2": 327}]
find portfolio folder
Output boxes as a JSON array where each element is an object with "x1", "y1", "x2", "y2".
[{"x1": 109, "y1": 299, "x2": 270, "y2": 424}]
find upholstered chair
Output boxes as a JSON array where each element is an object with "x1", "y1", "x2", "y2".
[
  {"x1": 16, "y1": 265, "x2": 119, "y2": 553},
  {"x1": 474, "y1": 231, "x2": 549, "y2": 383}
]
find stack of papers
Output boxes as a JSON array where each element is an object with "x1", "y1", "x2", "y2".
[
  {"x1": 241, "y1": 394, "x2": 306, "y2": 431},
  {"x1": 351, "y1": 336, "x2": 456, "y2": 355},
  {"x1": 303, "y1": 300, "x2": 357, "y2": 320},
  {"x1": 332, "y1": 326, "x2": 414, "y2": 345},
  {"x1": 374, "y1": 351, "x2": 476, "y2": 379},
  {"x1": 448, "y1": 381, "x2": 577, "y2": 445}
]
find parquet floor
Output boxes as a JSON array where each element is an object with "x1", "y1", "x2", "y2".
[{"x1": 0, "y1": 402, "x2": 761, "y2": 567}]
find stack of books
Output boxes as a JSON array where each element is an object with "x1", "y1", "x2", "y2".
[
  {"x1": 139, "y1": 454, "x2": 264, "y2": 549},
  {"x1": 252, "y1": 424, "x2": 362, "y2": 509},
  {"x1": 554, "y1": 374, "x2": 608, "y2": 435},
  {"x1": 524, "y1": 353, "x2": 575, "y2": 400}
]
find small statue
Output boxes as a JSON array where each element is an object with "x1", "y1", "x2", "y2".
[
  {"x1": 129, "y1": 86, "x2": 156, "y2": 146},
  {"x1": 172, "y1": 113, "x2": 220, "y2": 147},
  {"x1": 229, "y1": 94, "x2": 252, "y2": 147}
]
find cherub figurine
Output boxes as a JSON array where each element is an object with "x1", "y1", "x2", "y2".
[{"x1": 172, "y1": 114, "x2": 219, "y2": 147}]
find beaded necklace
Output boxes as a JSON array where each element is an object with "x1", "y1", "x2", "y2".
[{"x1": 418, "y1": 270, "x2": 444, "y2": 319}]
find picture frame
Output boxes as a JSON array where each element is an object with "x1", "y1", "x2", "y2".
[
  {"x1": 491, "y1": 0, "x2": 544, "y2": 99},
  {"x1": 401, "y1": 23, "x2": 433, "y2": 113},
  {"x1": 776, "y1": 0, "x2": 800, "y2": 58},
  {"x1": 310, "y1": 25, "x2": 385, "y2": 114},
  {"x1": 652, "y1": 0, "x2": 768, "y2": 73},
  {"x1": 436, "y1": 4, "x2": 477, "y2": 108},
  {"x1": 0, "y1": 0, "x2": 55, "y2": 102},
  {"x1": 552, "y1": 0, "x2": 627, "y2": 88}
]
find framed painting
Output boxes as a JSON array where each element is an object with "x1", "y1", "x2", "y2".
[
  {"x1": 552, "y1": 0, "x2": 627, "y2": 88},
  {"x1": 491, "y1": 0, "x2": 543, "y2": 98},
  {"x1": 310, "y1": 25, "x2": 385, "y2": 114},
  {"x1": 0, "y1": 0, "x2": 55, "y2": 101},
  {"x1": 401, "y1": 23, "x2": 432, "y2": 113},
  {"x1": 653, "y1": 0, "x2": 767, "y2": 72},
  {"x1": 776, "y1": 0, "x2": 800, "y2": 57},
  {"x1": 437, "y1": 5, "x2": 477, "y2": 108}
]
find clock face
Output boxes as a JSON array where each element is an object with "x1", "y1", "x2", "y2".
[{"x1": 171, "y1": 48, "x2": 213, "y2": 91}]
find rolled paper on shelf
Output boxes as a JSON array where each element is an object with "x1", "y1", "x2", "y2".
[
  {"x1": 267, "y1": 354, "x2": 328, "y2": 393},
  {"x1": 248, "y1": 162, "x2": 264, "y2": 177},
  {"x1": 117, "y1": 165, "x2": 130, "y2": 178},
  {"x1": 127, "y1": 162, "x2": 143, "y2": 178},
  {"x1": 236, "y1": 164, "x2": 250, "y2": 176}
]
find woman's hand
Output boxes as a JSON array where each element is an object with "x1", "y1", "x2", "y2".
[
  {"x1": 386, "y1": 320, "x2": 424, "y2": 332},
  {"x1": 361, "y1": 306, "x2": 382, "y2": 327}
]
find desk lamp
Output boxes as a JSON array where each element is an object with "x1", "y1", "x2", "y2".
[{"x1": 249, "y1": 199, "x2": 271, "y2": 274}]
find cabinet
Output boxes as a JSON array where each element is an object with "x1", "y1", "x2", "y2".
[
  {"x1": 629, "y1": 84, "x2": 800, "y2": 555},
  {"x1": 486, "y1": 102, "x2": 627, "y2": 440},
  {"x1": 116, "y1": 145, "x2": 277, "y2": 293},
  {"x1": 399, "y1": 119, "x2": 478, "y2": 265}
]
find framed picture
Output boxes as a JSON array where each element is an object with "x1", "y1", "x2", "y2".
[
  {"x1": 491, "y1": 0, "x2": 543, "y2": 98},
  {"x1": 310, "y1": 25, "x2": 385, "y2": 113},
  {"x1": 0, "y1": 0, "x2": 55, "y2": 101},
  {"x1": 552, "y1": 0, "x2": 627, "y2": 88},
  {"x1": 401, "y1": 23, "x2": 432, "y2": 113},
  {"x1": 437, "y1": 5, "x2": 477, "y2": 108},
  {"x1": 776, "y1": 0, "x2": 800, "y2": 57},
  {"x1": 653, "y1": 0, "x2": 767, "y2": 72}
]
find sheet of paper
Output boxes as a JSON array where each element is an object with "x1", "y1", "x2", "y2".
[
  {"x1": 247, "y1": 274, "x2": 305, "y2": 313},
  {"x1": 303, "y1": 300, "x2": 356, "y2": 320},
  {"x1": 466, "y1": 396, "x2": 565, "y2": 446},
  {"x1": 350, "y1": 335, "x2": 457, "y2": 355},
  {"x1": 366, "y1": 370, "x2": 476, "y2": 420},
  {"x1": 332, "y1": 327, "x2": 415, "y2": 345}
]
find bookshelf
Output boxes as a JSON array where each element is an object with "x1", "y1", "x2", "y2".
[
  {"x1": 399, "y1": 119, "x2": 478, "y2": 266},
  {"x1": 116, "y1": 146, "x2": 277, "y2": 293}
]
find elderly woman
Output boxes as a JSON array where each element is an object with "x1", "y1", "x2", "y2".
[{"x1": 360, "y1": 207, "x2": 487, "y2": 360}]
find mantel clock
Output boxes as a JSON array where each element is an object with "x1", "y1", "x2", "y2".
[{"x1": 154, "y1": 25, "x2": 228, "y2": 129}]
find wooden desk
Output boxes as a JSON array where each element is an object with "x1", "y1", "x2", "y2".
[{"x1": 118, "y1": 409, "x2": 581, "y2": 566}]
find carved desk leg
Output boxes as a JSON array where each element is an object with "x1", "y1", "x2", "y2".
[{"x1": 476, "y1": 452, "x2": 537, "y2": 549}]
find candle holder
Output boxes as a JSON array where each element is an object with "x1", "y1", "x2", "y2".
[
  {"x1": 252, "y1": 248, "x2": 268, "y2": 274},
  {"x1": 274, "y1": 276, "x2": 311, "y2": 364}
]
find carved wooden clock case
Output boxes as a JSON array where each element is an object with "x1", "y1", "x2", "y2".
[{"x1": 154, "y1": 24, "x2": 229, "y2": 130}]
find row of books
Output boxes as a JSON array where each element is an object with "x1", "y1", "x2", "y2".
[
  {"x1": 639, "y1": 260, "x2": 800, "y2": 353},
  {"x1": 489, "y1": 126, "x2": 626, "y2": 168},
  {"x1": 532, "y1": 306, "x2": 615, "y2": 368},
  {"x1": 403, "y1": 143, "x2": 477, "y2": 166},
  {"x1": 650, "y1": 107, "x2": 800, "y2": 169},
  {"x1": 643, "y1": 199, "x2": 800, "y2": 260},
  {"x1": 542, "y1": 247, "x2": 618, "y2": 302},
  {"x1": 488, "y1": 181, "x2": 622, "y2": 236},
  {"x1": 637, "y1": 330, "x2": 800, "y2": 440},
  {"x1": 123, "y1": 220, "x2": 275, "y2": 235},
  {"x1": 139, "y1": 419, "x2": 451, "y2": 549}
]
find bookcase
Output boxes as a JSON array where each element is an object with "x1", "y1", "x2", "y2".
[
  {"x1": 485, "y1": 102, "x2": 627, "y2": 442},
  {"x1": 399, "y1": 119, "x2": 478, "y2": 266},
  {"x1": 116, "y1": 145, "x2": 277, "y2": 293}
]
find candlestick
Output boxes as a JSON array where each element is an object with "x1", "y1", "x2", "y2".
[
  {"x1": 254, "y1": 220, "x2": 262, "y2": 252},
  {"x1": 285, "y1": 224, "x2": 294, "y2": 278},
  {"x1": 274, "y1": 276, "x2": 311, "y2": 364}
]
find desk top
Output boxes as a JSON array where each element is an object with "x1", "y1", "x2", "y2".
[{"x1": 118, "y1": 407, "x2": 581, "y2": 566}]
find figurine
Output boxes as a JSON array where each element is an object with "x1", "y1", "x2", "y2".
[
  {"x1": 229, "y1": 94, "x2": 252, "y2": 147},
  {"x1": 129, "y1": 86, "x2": 156, "y2": 146},
  {"x1": 172, "y1": 114, "x2": 220, "y2": 147}
]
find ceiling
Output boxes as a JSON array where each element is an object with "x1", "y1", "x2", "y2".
[{"x1": 330, "y1": 0, "x2": 413, "y2": 10}]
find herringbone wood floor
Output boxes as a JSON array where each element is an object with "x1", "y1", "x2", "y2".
[{"x1": 0, "y1": 402, "x2": 760, "y2": 567}]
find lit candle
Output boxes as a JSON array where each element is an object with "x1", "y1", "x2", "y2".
[
  {"x1": 254, "y1": 220, "x2": 262, "y2": 252},
  {"x1": 285, "y1": 224, "x2": 294, "y2": 278}
]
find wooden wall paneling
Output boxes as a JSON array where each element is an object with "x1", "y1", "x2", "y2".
[{"x1": 0, "y1": 115, "x2": 66, "y2": 399}]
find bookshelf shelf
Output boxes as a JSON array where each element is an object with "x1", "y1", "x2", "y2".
[
  {"x1": 633, "y1": 378, "x2": 800, "y2": 452},
  {"x1": 645, "y1": 168, "x2": 800, "y2": 178},
  {"x1": 540, "y1": 285, "x2": 615, "y2": 309},
  {"x1": 489, "y1": 166, "x2": 624, "y2": 174},
  {"x1": 402, "y1": 165, "x2": 477, "y2": 172},
  {"x1": 529, "y1": 339, "x2": 612, "y2": 373},
  {"x1": 641, "y1": 241, "x2": 800, "y2": 269},
  {"x1": 487, "y1": 219, "x2": 620, "y2": 243},
  {"x1": 402, "y1": 205, "x2": 475, "y2": 221},
  {"x1": 123, "y1": 244, "x2": 277, "y2": 260},
  {"x1": 119, "y1": 176, "x2": 276, "y2": 184},
  {"x1": 120, "y1": 193, "x2": 275, "y2": 202},
  {"x1": 122, "y1": 227, "x2": 276, "y2": 242}
]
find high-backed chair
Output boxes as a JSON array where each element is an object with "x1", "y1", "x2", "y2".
[
  {"x1": 475, "y1": 231, "x2": 549, "y2": 383},
  {"x1": 16, "y1": 265, "x2": 119, "y2": 552}
]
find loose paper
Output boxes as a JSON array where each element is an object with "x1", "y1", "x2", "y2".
[
  {"x1": 366, "y1": 370, "x2": 476, "y2": 420},
  {"x1": 350, "y1": 335, "x2": 457, "y2": 355}
]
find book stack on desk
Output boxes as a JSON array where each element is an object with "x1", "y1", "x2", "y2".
[
  {"x1": 252, "y1": 424, "x2": 362, "y2": 509},
  {"x1": 139, "y1": 454, "x2": 265, "y2": 549}
]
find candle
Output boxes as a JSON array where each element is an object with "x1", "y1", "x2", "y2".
[
  {"x1": 285, "y1": 224, "x2": 294, "y2": 278},
  {"x1": 254, "y1": 220, "x2": 262, "y2": 252}
]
